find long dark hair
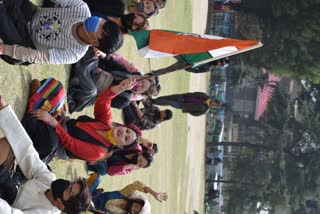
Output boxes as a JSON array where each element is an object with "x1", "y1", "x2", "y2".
[
  {"x1": 140, "y1": 152, "x2": 153, "y2": 168},
  {"x1": 113, "y1": 150, "x2": 153, "y2": 168},
  {"x1": 125, "y1": 198, "x2": 145, "y2": 213},
  {"x1": 62, "y1": 178, "x2": 91, "y2": 214},
  {"x1": 141, "y1": 143, "x2": 158, "y2": 155},
  {"x1": 120, "y1": 13, "x2": 148, "y2": 33},
  {"x1": 98, "y1": 21, "x2": 124, "y2": 54},
  {"x1": 109, "y1": 147, "x2": 140, "y2": 165},
  {"x1": 114, "y1": 147, "x2": 140, "y2": 156}
]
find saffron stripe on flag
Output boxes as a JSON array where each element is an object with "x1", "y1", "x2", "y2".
[{"x1": 149, "y1": 30, "x2": 259, "y2": 55}]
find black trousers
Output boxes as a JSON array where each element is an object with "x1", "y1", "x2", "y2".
[
  {"x1": 0, "y1": 0, "x2": 37, "y2": 65},
  {"x1": 122, "y1": 103, "x2": 139, "y2": 125},
  {"x1": 68, "y1": 53, "x2": 99, "y2": 113},
  {"x1": 21, "y1": 113, "x2": 60, "y2": 164},
  {"x1": 0, "y1": 165, "x2": 17, "y2": 205},
  {"x1": 152, "y1": 94, "x2": 184, "y2": 109}
]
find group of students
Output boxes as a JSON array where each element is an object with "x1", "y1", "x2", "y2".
[{"x1": 0, "y1": 0, "x2": 225, "y2": 213}]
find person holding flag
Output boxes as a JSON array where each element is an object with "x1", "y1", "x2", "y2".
[
  {"x1": 67, "y1": 47, "x2": 160, "y2": 112},
  {"x1": 151, "y1": 55, "x2": 230, "y2": 75}
]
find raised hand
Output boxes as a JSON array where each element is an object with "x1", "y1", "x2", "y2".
[
  {"x1": 144, "y1": 186, "x2": 168, "y2": 202},
  {"x1": 111, "y1": 77, "x2": 137, "y2": 94},
  {"x1": 0, "y1": 96, "x2": 7, "y2": 109},
  {"x1": 153, "y1": 192, "x2": 168, "y2": 202},
  {"x1": 93, "y1": 47, "x2": 107, "y2": 59},
  {"x1": 140, "y1": 137, "x2": 153, "y2": 149},
  {"x1": 119, "y1": 78, "x2": 137, "y2": 91}
]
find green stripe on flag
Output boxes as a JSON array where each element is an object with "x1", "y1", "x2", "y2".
[
  {"x1": 129, "y1": 30, "x2": 151, "y2": 50},
  {"x1": 130, "y1": 29, "x2": 213, "y2": 64},
  {"x1": 180, "y1": 52, "x2": 212, "y2": 64}
]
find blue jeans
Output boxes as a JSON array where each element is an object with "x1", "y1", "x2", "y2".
[{"x1": 87, "y1": 160, "x2": 108, "y2": 176}]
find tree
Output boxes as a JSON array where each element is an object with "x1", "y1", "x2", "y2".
[
  {"x1": 228, "y1": 64, "x2": 265, "y2": 88},
  {"x1": 237, "y1": 13, "x2": 263, "y2": 41},
  {"x1": 239, "y1": 1, "x2": 320, "y2": 82},
  {"x1": 219, "y1": 86, "x2": 320, "y2": 212}
]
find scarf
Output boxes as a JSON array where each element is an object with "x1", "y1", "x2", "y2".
[
  {"x1": 205, "y1": 98, "x2": 212, "y2": 107},
  {"x1": 106, "y1": 128, "x2": 117, "y2": 145}
]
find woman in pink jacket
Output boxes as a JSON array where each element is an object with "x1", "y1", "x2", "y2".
[{"x1": 87, "y1": 144, "x2": 153, "y2": 176}]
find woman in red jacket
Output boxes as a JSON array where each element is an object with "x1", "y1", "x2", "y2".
[{"x1": 22, "y1": 78, "x2": 143, "y2": 163}]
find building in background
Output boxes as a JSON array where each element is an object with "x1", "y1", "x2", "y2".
[{"x1": 206, "y1": 0, "x2": 242, "y2": 38}]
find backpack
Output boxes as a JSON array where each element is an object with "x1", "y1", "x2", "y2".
[{"x1": 27, "y1": 77, "x2": 66, "y2": 121}]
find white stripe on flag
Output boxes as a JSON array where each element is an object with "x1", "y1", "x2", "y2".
[
  {"x1": 177, "y1": 32, "x2": 224, "y2": 40},
  {"x1": 138, "y1": 46, "x2": 151, "y2": 58},
  {"x1": 197, "y1": 34, "x2": 224, "y2": 40},
  {"x1": 139, "y1": 46, "x2": 176, "y2": 58},
  {"x1": 208, "y1": 46, "x2": 239, "y2": 57},
  {"x1": 194, "y1": 42, "x2": 263, "y2": 66}
]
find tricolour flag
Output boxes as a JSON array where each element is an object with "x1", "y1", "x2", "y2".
[{"x1": 130, "y1": 30, "x2": 262, "y2": 66}]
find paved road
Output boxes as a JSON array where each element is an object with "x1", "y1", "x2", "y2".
[{"x1": 184, "y1": 1, "x2": 209, "y2": 212}]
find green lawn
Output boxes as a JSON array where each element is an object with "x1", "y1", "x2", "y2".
[{"x1": 0, "y1": 0, "x2": 205, "y2": 213}]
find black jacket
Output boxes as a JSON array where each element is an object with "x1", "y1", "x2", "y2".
[
  {"x1": 83, "y1": 0, "x2": 126, "y2": 17},
  {"x1": 67, "y1": 48, "x2": 135, "y2": 113}
]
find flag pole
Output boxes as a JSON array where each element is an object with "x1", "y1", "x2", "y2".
[{"x1": 136, "y1": 67, "x2": 188, "y2": 81}]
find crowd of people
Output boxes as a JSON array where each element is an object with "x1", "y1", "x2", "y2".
[{"x1": 0, "y1": 0, "x2": 226, "y2": 213}]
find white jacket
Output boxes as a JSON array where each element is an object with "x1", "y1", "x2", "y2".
[{"x1": 0, "y1": 105, "x2": 60, "y2": 214}]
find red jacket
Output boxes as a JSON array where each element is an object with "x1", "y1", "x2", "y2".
[{"x1": 55, "y1": 88, "x2": 117, "y2": 162}]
